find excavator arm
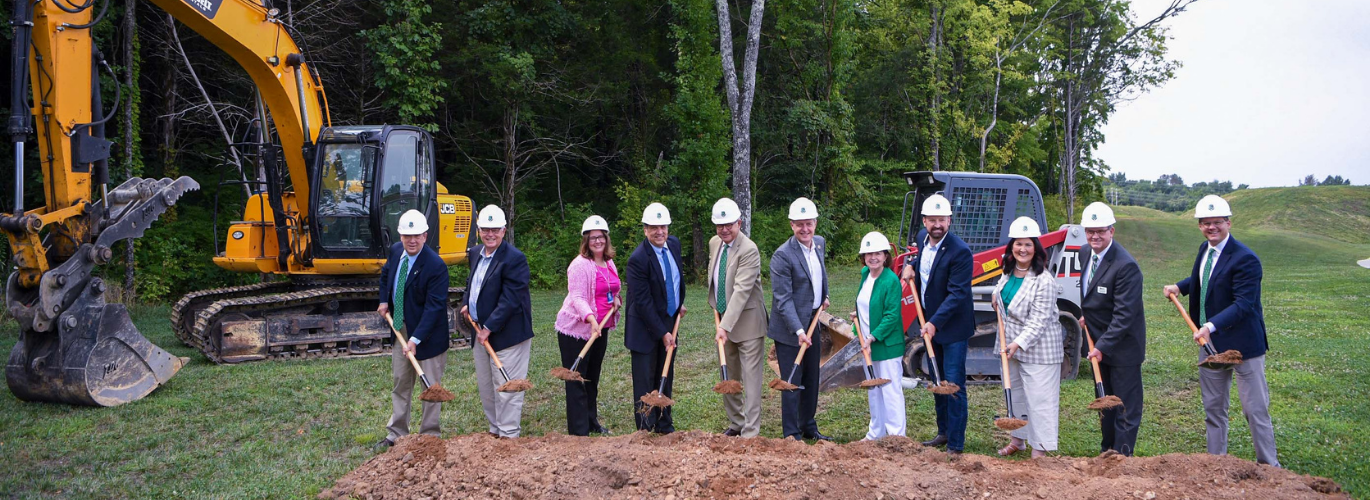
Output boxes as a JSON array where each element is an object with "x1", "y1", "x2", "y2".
[{"x1": 4, "y1": 0, "x2": 330, "y2": 406}]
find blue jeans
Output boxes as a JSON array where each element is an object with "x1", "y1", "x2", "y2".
[{"x1": 932, "y1": 339, "x2": 968, "y2": 451}]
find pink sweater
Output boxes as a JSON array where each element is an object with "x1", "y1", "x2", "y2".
[{"x1": 555, "y1": 256, "x2": 620, "y2": 340}]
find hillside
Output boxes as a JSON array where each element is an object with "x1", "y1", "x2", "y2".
[{"x1": 1202, "y1": 186, "x2": 1370, "y2": 244}]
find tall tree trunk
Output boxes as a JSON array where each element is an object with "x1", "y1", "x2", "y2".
[
  {"x1": 122, "y1": 0, "x2": 137, "y2": 298},
  {"x1": 715, "y1": 0, "x2": 765, "y2": 234},
  {"x1": 979, "y1": 53, "x2": 1001, "y2": 172},
  {"x1": 167, "y1": 15, "x2": 248, "y2": 197},
  {"x1": 502, "y1": 106, "x2": 518, "y2": 244},
  {"x1": 928, "y1": 4, "x2": 942, "y2": 171}
]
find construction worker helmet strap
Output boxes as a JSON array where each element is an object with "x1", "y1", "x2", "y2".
[
  {"x1": 1080, "y1": 202, "x2": 1116, "y2": 228},
  {"x1": 397, "y1": 210, "x2": 429, "y2": 235},
  {"x1": 1007, "y1": 216, "x2": 1042, "y2": 238},
  {"x1": 1194, "y1": 195, "x2": 1232, "y2": 218},
  {"x1": 477, "y1": 205, "x2": 507, "y2": 229},
  {"x1": 922, "y1": 194, "x2": 953, "y2": 217},
  {"x1": 712, "y1": 198, "x2": 742, "y2": 225},
  {"x1": 641, "y1": 202, "x2": 672, "y2": 225},
  {"x1": 788, "y1": 197, "x2": 819, "y2": 220},
  {"x1": 858, "y1": 231, "x2": 891, "y2": 255},
  {"x1": 581, "y1": 215, "x2": 610, "y2": 234}
]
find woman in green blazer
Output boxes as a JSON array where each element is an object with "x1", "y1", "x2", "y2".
[{"x1": 853, "y1": 231, "x2": 907, "y2": 439}]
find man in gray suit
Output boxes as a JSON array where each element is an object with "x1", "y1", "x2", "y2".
[
  {"x1": 768, "y1": 197, "x2": 831, "y2": 441},
  {"x1": 1079, "y1": 202, "x2": 1146, "y2": 456}
]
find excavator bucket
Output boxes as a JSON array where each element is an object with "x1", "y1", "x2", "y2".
[
  {"x1": 814, "y1": 311, "x2": 870, "y2": 391},
  {"x1": 4, "y1": 177, "x2": 197, "y2": 406}
]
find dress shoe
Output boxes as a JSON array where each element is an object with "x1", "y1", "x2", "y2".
[
  {"x1": 947, "y1": 450, "x2": 963, "y2": 460},
  {"x1": 590, "y1": 420, "x2": 611, "y2": 435},
  {"x1": 921, "y1": 434, "x2": 948, "y2": 447},
  {"x1": 374, "y1": 438, "x2": 395, "y2": 451},
  {"x1": 803, "y1": 431, "x2": 833, "y2": 442},
  {"x1": 723, "y1": 428, "x2": 742, "y2": 437},
  {"x1": 787, "y1": 435, "x2": 804, "y2": 442}
]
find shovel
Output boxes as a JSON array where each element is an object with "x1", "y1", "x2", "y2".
[
  {"x1": 712, "y1": 310, "x2": 744, "y2": 394},
  {"x1": 551, "y1": 305, "x2": 618, "y2": 382},
  {"x1": 906, "y1": 278, "x2": 960, "y2": 395},
  {"x1": 1080, "y1": 319, "x2": 1123, "y2": 411},
  {"x1": 1167, "y1": 293, "x2": 1243, "y2": 369},
  {"x1": 641, "y1": 310, "x2": 685, "y2": 410},
  {"x1": 770, "y1": 304, "x2": 827, "y2": 392},
  {"x1": 465, "y1": 312, "x2": 533, "y2": 392},
  {"x1": 384, "y1": 312, "x2": 454, "y2": 403},
  {"x1": 992, "y1": 302, "x2": 1027, "y2": 431},
  {"x1": 850, "y1": 311, "x2": 891, "y2": 388}
]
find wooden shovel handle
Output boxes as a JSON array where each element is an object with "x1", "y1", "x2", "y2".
[
  {"x1": 993, "y1": 302, "x2": 1012, "y2": 390},
  {"x1": 906, "y1": 278, "x2": 936, "y2": 356},
  {"x1": 1081, "y1": 319, "x2": 1105, "y2": 385},
  {"x1": 714, "y1": 310, "x2": 728, "y2": 367},
  {"x1": 576, "y1": 305, "x2": 619, "y2": 359},
  {"x1": 384, "y1": 312, "x2": 426, "y2": 377},
  {"x1": 1167, "y1": 293, "x2": 1211, "y2": 346},
  {"x1": 661, "y1": 311, "x2": 684, "y2": 378},
  {"x1": 852, "y1": 316, "x2": 875, "y2": 368},
  {"x1": 794, "y1": 342, "x2": 810, "y2": 365},
  {"x1": 466, "y1": 312, "x2": 506, "y2": 370}
]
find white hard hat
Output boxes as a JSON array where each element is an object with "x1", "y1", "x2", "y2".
[
  {"x1": 788, "y1": 197, "x2": 818, "y2": 220},
  {"x1": 397, "y1": 210, "x2": 429, "y2": 235},
  {"x1": 476, "y1": 205, "x2": 507, "y2": 228},
  {"x1": 922, "y1": 194, "x2": 952, "y2": 217},
  {"x1": 581, "y1": 215, "x2": 609, "y2": 234},
  {"x1": 1194, "y1": 195, "x2": 1232, "y2": 218},
  {"x1": 1080, "y1": 202, "x2": 1116, "y2": 228},
  {"x1": 711, "y1": 198, "x2": 741, "y2": 225},
  {"x1": 1007, "y1": 217, "x2": 1042, "y2": 238},
  {"x1": 858, "y1": 231, "x2": 891, "y2": 255},
  {"x1": 641, "y1": 202, "x2": 672, "y2": 225}
]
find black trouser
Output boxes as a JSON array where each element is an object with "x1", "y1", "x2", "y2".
[
  {"x1": 775, "y1": 338, "x2": 821, "y2": 438},
  {"x1": 558, "y1": 331, "x2": 608, "y2": 436},
  {"x1": 1099, "y1": 362, "x2": 1144, "y2": 456},
  {"x1": 630, "y1": 341, "x2": 675, "y2": 433}
]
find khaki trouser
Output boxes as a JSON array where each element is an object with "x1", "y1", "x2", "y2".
[
  {"x1": 386, "y1": 330, "x2": 448, "y2": 440},
  {"x1": 474, "y1": 338, "x2": 531, "y2": 438},
  {"x1": 723, "y1": 336, "x2": 765, "y2": 437}
]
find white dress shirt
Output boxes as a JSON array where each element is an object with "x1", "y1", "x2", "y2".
[
  {"x1": 1199, "y1": 235, "x2": 1230, "y2": 333},
  {"x1": 919, "y1": 236, "x2": 942, "y2": 303},
  {"x1": 468, "y1": 245, "x2": 499, "y2": 323},
  {"x1": 797, "y1": 240, "x2": 824, "y2": 335}
]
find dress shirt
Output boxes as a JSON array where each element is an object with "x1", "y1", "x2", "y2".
[
  {"x1": 1199, "y1": 235, "x2": 1230, "y2": 333},
  {"x1": 468, "y1": 245, "x2": 498, "y2": 323}
]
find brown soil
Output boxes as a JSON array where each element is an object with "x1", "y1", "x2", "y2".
[
  {"x1": 767, "y1": 378, "x2": 799, "y2": 391},
  {"x1": 1088, "y1": 395, "x2": 1125, "y2": 411},
  {"x1": 320, "y1": 432, "x2": 1346, "y2": 500},
  {"x1": 417, "y1": 385, "x2": 455, "y2": 403},
  {"x1": 928, "y1": 381, "x2": 961, "y2": 395},
  {"x1": 712, "y1": 380, "x2": 743, "y2": 394},
  {"x1": 498, "y1": 379, "x2": 534, "y2": 393},
  {"x1": 857, "y1": 378, "x2": 891, "y2": 388},
  {"x1": 549, "y1": 367, "x2": 585, "y2": 382},
  {"x1": 994, "y1": 417, "x2": 1028, "y2": 431},
  {"x1": 1200, "y1": 350, "x2": 1245, "y2": 367},
  {"x1": 638, "y1": 391, "x2": 675, "y2": 410}
]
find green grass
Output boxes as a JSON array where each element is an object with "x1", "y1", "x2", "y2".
[
  {"x1": 1206, "y1": 185, "x2": 1370, "y2": 245},
  {"x1": 2, "y1": 207, "x2": 1368, "y2": 498}
]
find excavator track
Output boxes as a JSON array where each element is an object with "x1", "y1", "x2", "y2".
[
  {"x1": 171, "y1": 280, "x2": 292, "y2": 348},
  {"x1": 180, "y1": 283, "x2": 467, "y2": 364}
]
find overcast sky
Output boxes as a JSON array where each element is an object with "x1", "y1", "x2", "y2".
[{"x1": 1096, "y1": 0, "x2": 1370, "y2": 187}]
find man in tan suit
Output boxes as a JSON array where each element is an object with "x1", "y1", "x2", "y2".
[{"x1": 708, "y1": 197, "x2": 769, "y2": 437}]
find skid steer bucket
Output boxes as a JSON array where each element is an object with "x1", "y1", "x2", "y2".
[
  {"x1": 4, "y1": 177, "x2": 197, "y2": 406},
  {"x1": 814, "y1": 311, "x2": 868, "y2": 391}
]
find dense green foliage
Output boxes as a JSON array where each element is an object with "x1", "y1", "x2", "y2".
[{"x1": 1, "y1": 0, "x2": 1192, "y2": 297}]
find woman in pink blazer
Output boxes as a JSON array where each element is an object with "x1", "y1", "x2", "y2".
[{"x1": 554, "y1": 215, "x2": 622, "y2": 435}]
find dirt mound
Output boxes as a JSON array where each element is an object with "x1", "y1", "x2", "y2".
[{"x1": 319, "y1": 432, "x2": 1345, "y2": 500}]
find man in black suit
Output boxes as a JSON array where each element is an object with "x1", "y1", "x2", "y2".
[
  {"x1": 901, "y1": 194, "x2": 974, "y2": 457},
  {"x1": 624, "y1": 202, "x2": 686, "y2": 433},
  {"x1": 461, "y1": 205, "x2": 535, "y2": 438},
  {"x1": 1078, "y1": 202, "x2": 1146, "y2": 456},
  {"x1": 767, "y1": 197, "x2": 831, "y2": 441},
  {"x1": 1164, "y1": 195, "x2": 1279, "y2": 467},
  {"x1": 376, "y1": 209, "x2": 451, "y2": 448}
]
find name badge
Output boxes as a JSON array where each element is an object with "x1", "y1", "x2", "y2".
[{"x1": 1097, "y1": 286, "x2": 1108, "y2": 295}]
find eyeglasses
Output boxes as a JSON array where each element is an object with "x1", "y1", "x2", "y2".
[
  {"x1": 1198, "y1": 220, "x2": 1228, "y2": 229},
  {"x1": 1084, "y1": 228, "x2": 1111, "y2": 236},
  {"x1": 587, "y1": 235, "x2": 607, "y2": 242}
]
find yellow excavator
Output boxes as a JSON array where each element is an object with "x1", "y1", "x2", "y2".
[{"x1": 5, "y1": 0, "x2": 473, "y2": 406}]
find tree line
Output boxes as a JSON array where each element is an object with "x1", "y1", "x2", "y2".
[{"x1": 0, "y1": 0, "x2": 1194, "y2": 300}]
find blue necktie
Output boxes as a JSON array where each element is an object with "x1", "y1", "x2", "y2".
[{"x1": 660, "y1": 248, "x2": 678, "y2": 317}]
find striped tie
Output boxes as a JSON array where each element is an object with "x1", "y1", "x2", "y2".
[
  {"x1": 1199, "y1": 248, "x2": 1216, "y2": 324},
  {"x1": 393, "y1": 257, "x2": 409, "y2": 331},
  {"x1": 716, "y1": 244, "x2": 729, "y2": 314}
]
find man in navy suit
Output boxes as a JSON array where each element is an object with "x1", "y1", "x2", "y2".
[
  {"x1": 461, "y1": 205, "x2": 535, "y2": 438},
  {"x1": 376, "y1": 209, "x2": 451, "y2": 448},
  {"x1": 901, "y1": 194, "x2": 974, "y2": 457},
  {"x1": 1164, "y1": 195, "x2": 1279, "y2": 467},
  {"x1": 625, "y1": 202, "x2": 686, "y2": 433}
]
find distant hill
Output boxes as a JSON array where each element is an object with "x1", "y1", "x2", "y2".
[{"x1": 1182, "y1": 186, "x2": 1370, "y2": 245}]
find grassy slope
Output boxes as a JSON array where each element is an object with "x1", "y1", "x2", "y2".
[
  {"x1": 2, "y1": 207, "x2": 1368, "y2": 498},
  {"x1": 1210, "y1": 185, "x2": 1370, "y2": 245}
]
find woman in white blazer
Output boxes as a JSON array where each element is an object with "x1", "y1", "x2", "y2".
[{"x1": 994, "y1": 217, "x2": 1065, "y2": 458}]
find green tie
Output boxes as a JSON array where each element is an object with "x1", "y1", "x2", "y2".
[
  {"x1": 716, "y1": 244, "x2": 729, "y2": 314},
  {"x1": 1199, "y1": 247, "x2": 1215, "y2": 324},
  {"x1": 1089, "y1": 255, "x2": 1099, "y2": 287},
  {"x1": 394, "y1": 256, "x2": 410, "y2": 331}
]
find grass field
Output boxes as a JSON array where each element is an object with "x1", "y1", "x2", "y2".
[{"x1": 2, "y1": 197, "x2": 1368, "y2": 498}]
